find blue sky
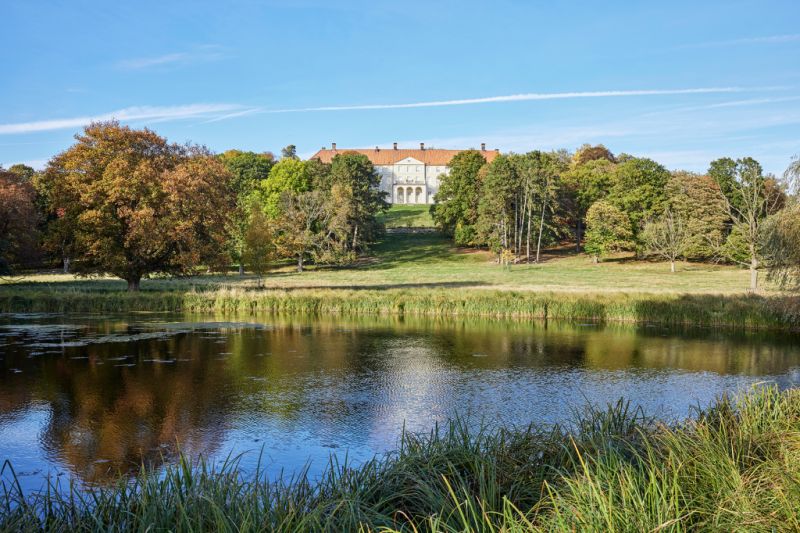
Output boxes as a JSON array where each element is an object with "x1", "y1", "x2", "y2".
[{"x1": 2, "y1": 0, "x2": 799, "y2": 175}]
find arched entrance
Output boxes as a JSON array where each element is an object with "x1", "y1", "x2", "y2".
[
  {"x1": 415, "y1": 187, "x2": 423, "y2": 203},
  {"x1": 406, "y1": 186, "x2": 414, "y2": 204},
  {"x1": 396, "y1": 187, "x2": 404, "y2": 204}
]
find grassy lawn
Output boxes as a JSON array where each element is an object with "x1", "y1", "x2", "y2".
[
  {"x1": 378, "y1": 204, "x2": 435, "y2": 228},
  {"x1": 4, "y1": 231, "x2": 764, "y2": 295}
]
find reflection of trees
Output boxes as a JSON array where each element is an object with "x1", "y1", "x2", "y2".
[
  {"x1": 0, "y1": 331, "x2": 236, "y2": 484},
  {"x1": 41, "y1": 332, "x2": 236, "y2": 483},
  {"x1": 2, "y1": 314, "x2": 800, "y2": 485}
]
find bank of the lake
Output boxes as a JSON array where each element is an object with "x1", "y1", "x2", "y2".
[
  {"x1": 2, "y1": 285, "x2": 799, "y2": 330},
  {"x1": 3, "y1": 386, "x2": 799, "y2": 532}
]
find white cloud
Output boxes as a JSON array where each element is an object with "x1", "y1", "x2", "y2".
[
  {"x1": 119, "y1": 53, "x2": 190, "y2": 69},
  {"x1": 263, "y1": 87, "x2": 751, "y2": 113},
  {"x1": 116, "y1": 45, "x2": 226, "y2": 70},
  {"x1": 0, "y1": 104, "x2": 248, "y2": 135}
]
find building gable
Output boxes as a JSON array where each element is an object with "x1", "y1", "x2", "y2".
[{"x1": 395, "y1": 157, "x2": 424, "y2": 165}]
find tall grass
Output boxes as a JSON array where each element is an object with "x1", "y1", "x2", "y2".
[
  {"x1": 2, "y1": 386, "x2": 799, "y2": 531},
  {"x1": 1, "y1": 285, "x2": 799, "y2": 330}
]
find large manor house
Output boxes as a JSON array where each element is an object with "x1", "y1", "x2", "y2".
[{"x1": 311, "y1": 143, "x2": 499, "y2": 205}]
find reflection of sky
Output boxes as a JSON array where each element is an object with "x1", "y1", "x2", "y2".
[{"x1": 1, "y1": 313, "x2": 799, "y2": 491}]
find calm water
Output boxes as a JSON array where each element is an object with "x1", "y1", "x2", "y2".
[{"x1": 1, "y1": 312, "x2": 799, "y2": 491}]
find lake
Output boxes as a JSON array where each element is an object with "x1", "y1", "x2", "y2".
[{"x1": 1, "y1": 312, "x2": 799, "y2": 492}]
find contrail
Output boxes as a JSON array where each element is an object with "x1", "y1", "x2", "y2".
[{"x1": 263, "y1": 87, "x2": 756, "y2": 113}]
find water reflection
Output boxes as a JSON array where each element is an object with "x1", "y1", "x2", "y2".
[{"x1": 1, "y1": 313, "x2": 799, "y2": 489}]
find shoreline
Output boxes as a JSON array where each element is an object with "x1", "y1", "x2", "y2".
[{"x1": 2, "y1": 286, "x2": 798, "y2": 331}]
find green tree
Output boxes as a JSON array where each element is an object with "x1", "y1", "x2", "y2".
[
  {"x1": 561, "y1": 158, "x2": 617, "y2": 250},
  {"x1": 327, "y1": 152, "x2": 388, "y2": 253},
  {"x1": 274, "y1": 190, "x2": 330, "y2": 272},
  {"x1": 610, "y1": 157, "x2": 670, "y2": 235},
  {"x1": 708, "y1": 157, "x2": 785, "y2": 290},
  {"x1": 242, "y1": 209, "x2": 275, "y2": 283},
  {"x1": 7, "y1": 163, "x2": 36, "y2": 182},
  {"x1": 218, "y1": 150, "x2": 274, "y2": 197},
  {"x1": 475, "y1": 155, "x2": 518, "y2": 256},
  {"x1": 218, "y1": 150, "x2": 275, "y2": 275},
  {"x1": 584, "y1": 200, "x2": 635, "y2": 263},
  {"x1": 665, "y1": 171, "x2": 727, "y2": 260},
  {"x1": 41, "y1": 121, "x2": 235, "y2": 291},
  {"x1": 432, "y1": 150, "x2": 487, "y2": 244},
  {"x1": 514, "y1": 151, "x2": 564, "y2": 262},
  {"x1": 281, "y1": 144, "x2": 298, "y2": 160},
  {"x1": 762, "y1": 202, "x2": 800, "y2": 289},
  {"x1": 257, "y1": 158, "x2": 311, "y2": 218},
  {"x1": 642, "y1": 209, "x2": 688, "y2": 272}
]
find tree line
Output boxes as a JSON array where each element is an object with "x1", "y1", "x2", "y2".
[
  {"x1": 1, "y1": 122, "x2": 799, "y2": 291},
  {"x1": 432, "y1": 144, "x2": 800, "y2": 289},
  {"x1": 0, "y1": 122, "x2": 387, "y2": 290}
]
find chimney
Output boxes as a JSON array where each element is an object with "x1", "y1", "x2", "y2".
[
  {"x1": 480, "y1": 143, "x2": 486, "y2": 151},
  {"x1": 495, "y1": 148, "x2": 500, "y2": 153},
  {"x1": 331, "y1": 142, "x2": 336, "y2": 151},
  {"x1": 420, "y1": 142, "x2": 425, "y2": 150},
  {"x1": 375, "y1": 146, "x2": 380, "y2": 152},
  {"x1": 393, "y1": 142, "x2": 398, "y2": 150}
]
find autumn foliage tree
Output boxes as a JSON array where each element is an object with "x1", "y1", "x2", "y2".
[
  {"x1": 41, "y1": 122, "x2": 235, "y2": 290},
  {"x1": 0, "y1": 168, "x2": 40, "y2": 273}
]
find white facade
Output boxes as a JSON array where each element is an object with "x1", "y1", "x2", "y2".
[{"x1": 376, "y1": 157, "x2": 450, "y2": 205}]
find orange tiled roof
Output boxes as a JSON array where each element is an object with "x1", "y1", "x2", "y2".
[{"x1": 309, "y1": 147, "x2": 499, "y2": 166}]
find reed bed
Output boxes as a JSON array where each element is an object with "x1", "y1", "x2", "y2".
[
  {"x1": 2, "y1": 386, "x2": 799, "y2": 531},
  {"x1": 1, "y1": 285, "x2": 798, "y2": 330}
]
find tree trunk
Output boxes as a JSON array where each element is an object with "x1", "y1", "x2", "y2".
[
  {"x1": 526, "y1": 203, "x2": 532, "y2": 262},
  {"x1": 239, "y1": 263, "x2": 244, "y2": 276},
  {"x1": 593, "y1": 255, "x2": 599, "y2": 264},
  {"x1": 750, "y1": 256, "x2": 758, "y2": 290},
  {"x1": 352, "y1": 226, "x2": 359, "y2": 251},
  {"x1": 297, "y1": 254, "x2": 304, "y2": 273},
  {"x1": 63, "y1": 257, "x2": 70, "y2": 274},
  {"x1": 535, "y1": 197, "x2": 547, "y2": 263},
  {"x1": 670, "y1": 260, "x2": 675, "y2": 273},
  {"x1": 575, "y1": 220, "x2": 582, "y2": 252},
  {"x1": 127, "y1": 277, "x2": 141, "y2": 292}
]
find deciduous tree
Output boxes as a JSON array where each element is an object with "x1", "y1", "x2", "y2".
[
  {"x1": 242, "y1": 209, "x2": 275, "y2": 282},
  {"x1": 281, "y1": 144, "x2": 298, "y2": 160},
  {"x1": 584, "y1": 200, "x2": 635, "y2": 263},
  {"x1": 642, "y1": 209, "x2": 688, "y2": 272},
  {"x1": 665, "y1": 171, "x2": 727, "y2": 260},
  {"x1": 0, "y1": 168, "x2": 40, "y2": 273},
  {"x1": 571, "y1": 144, "x2": 616, "y2": 167},
  {"x1": 708, "y1": 157, "x2": 785, "y2": 290},
  {"x1": 257, "y1": 158, "x2": 311, "y2": 218},
  {"x1": 610, "y1": 157, "x2": 670, "y2": 235},
  {"x1": 327, "y1": 152, "x2": 388, "y2": 253},
  {"x1": 762, "y1": 202, "x2": 800, "y2": 289},
  {"x1": 41, "y1": 121, "x2": 235, "y2": 291},
  {"x1": 274, "y1": 190, "x2": 331, "y2": 272},
  {"x1": 561, "y1": 158, "x2": 616, "y2": 250},
  {"x1": 432, "y1": 150, "x2": 487, "y2": 244},
  {"x1": 218, "y1": 150, "x2": 275, "y2": 274}
]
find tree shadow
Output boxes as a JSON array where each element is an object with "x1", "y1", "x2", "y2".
[{"x1": 236, "y1": 280, "x2": 487, "y2": 292}]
